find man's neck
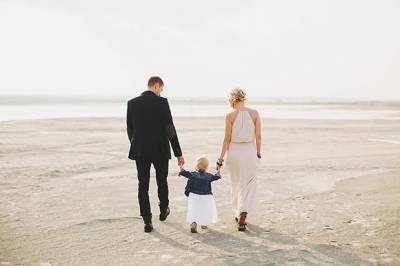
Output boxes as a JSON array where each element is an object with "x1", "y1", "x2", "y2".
[{"x1": 147, "y1": 89, "x2": 158, "y2": 96}]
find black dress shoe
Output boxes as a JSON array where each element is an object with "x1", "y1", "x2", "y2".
[
  {"x1": 143, "y1": 215, "x2": 153, "y2": 233},
  {"x1": 159, "y1": 207, "x2": 170, "y2": 221},
  {"x1": 190, "y1": 222, "x2": 197, "y2": 233},
  {"x1": 144, "y1": 223, "x2": 153, "y2": 233}
]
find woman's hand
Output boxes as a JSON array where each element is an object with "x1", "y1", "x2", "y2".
[{"x1": 215, "y1": 165, "x2": 221, "y2": 175}]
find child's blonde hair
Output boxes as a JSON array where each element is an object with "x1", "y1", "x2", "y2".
[{"x1": 196, "y1": 156, "x2": 209, "y2": 171}]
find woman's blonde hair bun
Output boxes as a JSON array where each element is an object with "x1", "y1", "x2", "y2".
[{"x1": 229, "y1": 88, "x2": 246, "y2": 103}]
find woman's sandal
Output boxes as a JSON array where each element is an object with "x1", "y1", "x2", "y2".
[
  {"x1": 237, "y1": 212, "x2": 247, "y2": 232},
  {"x1": 238, "y1": 223, "x2": 246, "y2": 231},
  {"x1": 190, "y1": 222, "x2": 198, "y2": 233},
  {"x1": 235, "y1": 217, "x2": 247, "y2": 225}
]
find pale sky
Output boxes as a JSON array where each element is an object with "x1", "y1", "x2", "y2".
[{"x1": 0, "y1": 0, "x2": 399, "y2": 100}]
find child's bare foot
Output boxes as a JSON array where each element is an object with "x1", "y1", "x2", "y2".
[
  {"x1": 201, "y1": 225, "x2": 208, "y2": 229},
  {"x1": 190, "y1": 222, "x2": 197, "y2": 233}
]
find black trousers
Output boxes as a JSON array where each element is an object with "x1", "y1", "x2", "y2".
[{"x1": 135, "y1": 158, "x2": 169, "y2": 217}]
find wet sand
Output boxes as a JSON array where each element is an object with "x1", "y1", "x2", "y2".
[{"x1": 0, "y1": 117, "x2": 399, "y2": 265}]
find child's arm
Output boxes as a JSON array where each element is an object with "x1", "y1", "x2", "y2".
[
  {"x1": 210, "y1": 169, "x2": 221, "y2": 181},
  {"x1": 178, "y1": 167, "x2": 193, "y2": 179}
]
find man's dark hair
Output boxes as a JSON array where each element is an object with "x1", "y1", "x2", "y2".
[{"x1": 148, "y1": 76, "x2": 164, "y2": 87}]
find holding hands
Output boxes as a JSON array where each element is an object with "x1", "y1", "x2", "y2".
[
  {"x1": 216, "y1": 158, "x2": 224, "y2": 176},
  {"x1": 177, "y1": 156, "x2": 185, "y2": 167}
]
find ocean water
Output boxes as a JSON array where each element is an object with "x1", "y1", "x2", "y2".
[{"x1": 1, "y1": 98, "x2": 400, "y2": 121}]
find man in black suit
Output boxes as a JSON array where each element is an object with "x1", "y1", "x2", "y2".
[{"x1": 126, "y1": 76, "x2": 185, "y2": 232}]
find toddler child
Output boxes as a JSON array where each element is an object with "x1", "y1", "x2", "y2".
[{"x1": 179, "y1": 156, "x2": 221, "y2": 233}]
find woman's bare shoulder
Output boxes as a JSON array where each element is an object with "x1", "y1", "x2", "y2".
[
  {"x1": 246, "y1": 107, "x2": 260, "y2": 118},
  {"x1": 226, "y1": 110, "x2": 237, "y2": 120}
]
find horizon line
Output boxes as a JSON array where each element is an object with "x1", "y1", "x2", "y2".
[{"x1": 1, "y1": 94, "x2": 400, "y2": 105}]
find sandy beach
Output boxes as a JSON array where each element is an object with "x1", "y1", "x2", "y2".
[{"x1": 0, "y1": 117, "x2": 399, "y2": 265}]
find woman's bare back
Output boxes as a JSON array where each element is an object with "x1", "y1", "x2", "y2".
[{"x1": 227, "y1": 107, "x2": 259, "y2": 125}]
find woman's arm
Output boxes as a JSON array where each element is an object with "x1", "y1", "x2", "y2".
[
  {"x1": 255, "y1": 111, "x2": 262, "y2": 156},
  {"x1": 218, "y1": 114, "x2": 233, "y2": 161}
]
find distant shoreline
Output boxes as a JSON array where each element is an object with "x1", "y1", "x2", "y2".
[
  {"x1": 1, "y1": 97, "x2": 400, "y2": 122},
  {"x1": 1, "y1": 116, "x2": 400, "y2": 124},
  {"x1": 1, "y1": 95, "x2": 400, "y2": 106}
]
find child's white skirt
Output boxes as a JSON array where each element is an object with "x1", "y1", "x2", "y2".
[{"x1": 186, "y1": 193, "x2": 218, "y2": 225}]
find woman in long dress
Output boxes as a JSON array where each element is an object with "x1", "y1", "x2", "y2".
[{"x1": 217, "y1": 88, "x2": 262, "y2": 231}]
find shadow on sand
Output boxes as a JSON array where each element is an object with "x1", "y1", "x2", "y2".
[{"x1": 157, "y1": 221, "x2": 372, "y2": 265}]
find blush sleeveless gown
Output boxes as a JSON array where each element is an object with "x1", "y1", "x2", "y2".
[{"x1": 226, "y1": 109, "x2": 259, "y2": 217}]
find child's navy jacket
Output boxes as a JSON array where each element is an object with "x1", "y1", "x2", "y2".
[{"x1": 179, "y1": 169, "x2": 221, "y2": 196}]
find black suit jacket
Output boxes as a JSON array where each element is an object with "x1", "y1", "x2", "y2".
[{"x1": 126, "y1": 90, "x2": 182, "y2": 160}]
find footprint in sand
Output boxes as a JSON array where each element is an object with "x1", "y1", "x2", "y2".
[
  {"x1": 160, "y1": 254, "x2": 173, "y2": 260},
  {"x1": 323, "y1": 225, "x2": 334, "y2": 231},
  {"x1": 365, "y1": 230, "x2": 376, "y2": 236},
  {"x1": 137, "y1": 250, "x2": 152, "y2": 254},
  {"x1": 381, "y1": 257, "x2": 393, "y2": 263},
  {"x1": 350, "y1": 241, "x2": 361, "y2": 247},
  {"x1": 194, "y1": 256, "x2": 208, "y2": 262}
]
